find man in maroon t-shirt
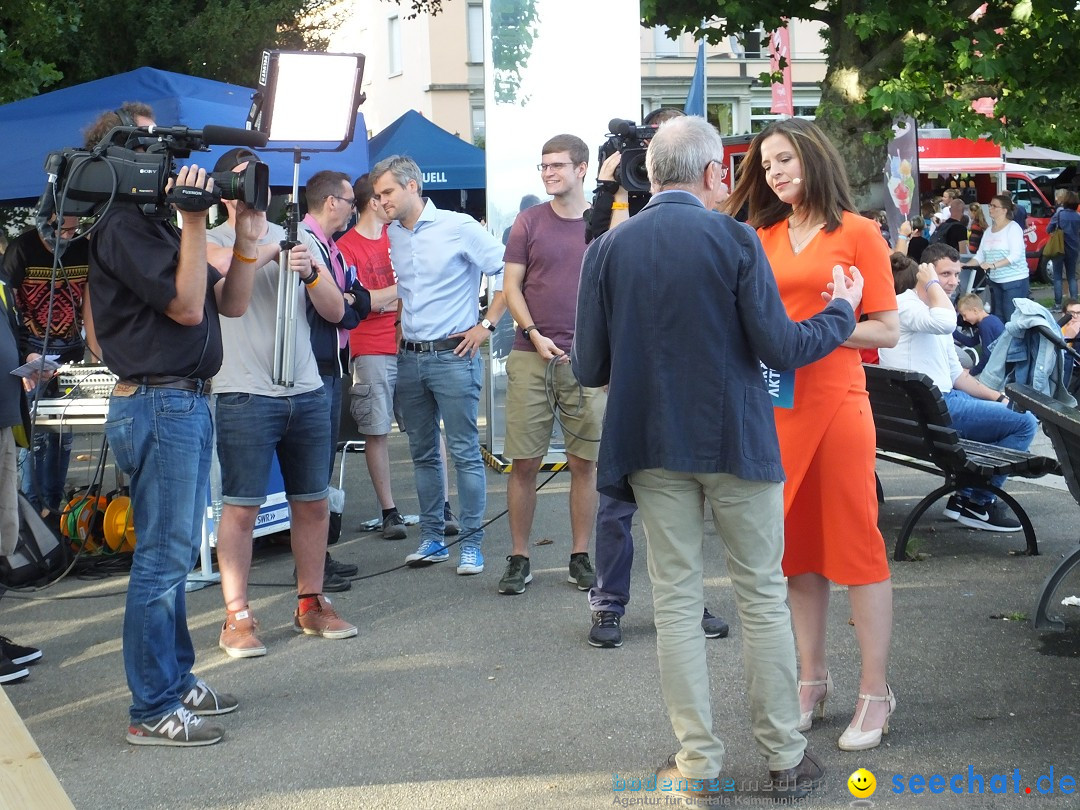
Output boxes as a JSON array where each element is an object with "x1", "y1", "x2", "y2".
[{"x1": 497, "y1": 134, "x2": 606, "y2": 596}]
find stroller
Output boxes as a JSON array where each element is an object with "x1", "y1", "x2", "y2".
[{"x1": 979, "y1": 298, "x2": 1080, "y2": 407}]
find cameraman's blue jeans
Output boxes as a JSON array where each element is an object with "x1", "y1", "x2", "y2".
[
  {"x1": 396, "y1": 348, "x2": 485, "y2": 548},
  {"x1": 105, "y1": 387, "x2": 212, "y2": 723},
  {"x1": 19, "y1": 429, "x2": 73, "y2": 513},
  {"x1": 945, "y1": 389, "x2": 1037, "y2": 504}
]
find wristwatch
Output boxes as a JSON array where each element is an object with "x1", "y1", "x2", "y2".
[{"x1": 480, "y1": 318, "x2": 495, "y2": 332}]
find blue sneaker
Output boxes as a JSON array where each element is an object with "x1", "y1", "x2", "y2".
[
  {"x1": 456, "y1": 545, "x2": 484, "y2": 575},
  {"x1": 405, "y1": 538, "x2": 449, "y2": 566}
]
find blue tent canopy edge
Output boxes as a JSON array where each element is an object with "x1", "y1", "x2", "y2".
[{"x1": 367, "y1": 110, "x2": 485, "y2": 190}]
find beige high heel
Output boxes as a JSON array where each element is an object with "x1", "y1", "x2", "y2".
[
  {"x1": 838, "y1": 685, "x2": 896, "y2": 751},
  {"x1": 796, "y1": 672, "x2": 833, "y2": 732}
]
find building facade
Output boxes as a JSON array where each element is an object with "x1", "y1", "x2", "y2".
[{"x1": 331, "y1": 6, "x2": 825, "y2": 148}]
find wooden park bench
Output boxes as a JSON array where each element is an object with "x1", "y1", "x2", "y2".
[
  {"x1": 1005, "y1": 383, "x2": 1080, "y2": 630},
  {"x1": 863, "y1": 364, "x2": 1060, "y2": 561}
]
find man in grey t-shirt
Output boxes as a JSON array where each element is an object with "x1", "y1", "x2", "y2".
[{"x1": 206, "y1": 149, "x2": 357, "y2": 660}]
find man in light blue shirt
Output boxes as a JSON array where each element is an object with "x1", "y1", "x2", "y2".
[{"x1": 371, "y1": 155, "x2": 507, "y2": 575}]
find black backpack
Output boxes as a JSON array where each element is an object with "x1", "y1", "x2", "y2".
[
  {"x1": 0, "y1": 492, "x2": 71, "y2": 587},
  {"x1": 929, "y1": 220, "x2": 959, "y2": 246}
]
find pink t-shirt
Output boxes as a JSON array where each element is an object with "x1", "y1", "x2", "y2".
[{"x1": 503, "y1": 202, "x2": 586, "y2": 353}]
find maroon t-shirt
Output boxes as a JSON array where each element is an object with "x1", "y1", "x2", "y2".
[{"x1": 503, "y1": 202, "x2": 586, "y2": 353}]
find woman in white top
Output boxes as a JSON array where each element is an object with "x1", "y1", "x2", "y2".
[{"x1": 964, "y1": 193, "x2": 1029, "y2": 323}]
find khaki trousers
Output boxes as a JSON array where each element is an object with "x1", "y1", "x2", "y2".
[{"x1": 629, "y1": 467, "x2": 805, "y2": 777}]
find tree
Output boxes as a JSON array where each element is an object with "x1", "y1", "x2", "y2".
[
  {"x1": 0, "y1": 5, "x2": 82, "y2": 104},
  {"x1": 640, "y1": 0, "x2": 1080, "y2": 205}
]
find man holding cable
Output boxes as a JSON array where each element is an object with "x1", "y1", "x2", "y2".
[{"x1": 497, "y1": 133, "x2": 603, "y2": 595}]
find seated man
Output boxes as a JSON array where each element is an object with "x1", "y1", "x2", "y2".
[{"x1": 879, "y1": 244, "x2": 1037, "y2": 532}]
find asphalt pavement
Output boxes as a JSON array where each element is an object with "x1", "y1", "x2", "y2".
[{"x1": 3, "y1": 427, "x2": 1080, "y2": 809}]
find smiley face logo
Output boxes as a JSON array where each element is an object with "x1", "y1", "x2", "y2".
[{"x1": 848, "y1": 768, "x2": 876, "y2": 798}]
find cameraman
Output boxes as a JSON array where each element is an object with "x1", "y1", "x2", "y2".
[
  {"x1": 88, "y1": 109, "x2": 273, "y2": 747},
  {"x1": 585, "y1": 108, "x2": 685, "y2": 244},
  {"x1": 581, "y1": 109, "x2": 730, "y2": 649}
]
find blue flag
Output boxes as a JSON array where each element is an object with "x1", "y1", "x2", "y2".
[{"x1": 684, "y1": 41, "x2": 705, "y2": 116}]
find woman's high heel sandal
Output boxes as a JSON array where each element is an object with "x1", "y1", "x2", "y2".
[
  {"x1": 837, "y1": 685, "x2": 896, "y2": 751},
  {"x1": 796, "y1": 672, "x2": 833, "y2": 733}
]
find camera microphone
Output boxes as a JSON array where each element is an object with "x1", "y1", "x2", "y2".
[
  {"x1": 608, "y1": 118, "x2": 634, "y2": 137},
  {"x1": 145, "y1": 124, "x2": 269, "y2": 149},
  {"x1": 201, "y1": 125, "x2": 269, "y2": 149}
]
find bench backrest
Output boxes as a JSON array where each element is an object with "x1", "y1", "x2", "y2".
[
  {"x1": 1005, "y1": 383, "x2": 1080, "y2": 507},
  {"x1": 864, "y1": 364, "x2": 966, "y2": 468}
]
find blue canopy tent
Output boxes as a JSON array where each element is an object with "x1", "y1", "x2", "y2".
[
  {"x1": 0, "y1": 67, "x2": 368, "y2": 204},
  {"x1": 367, "y1": 110, "x2": 485, "y2": 190}
]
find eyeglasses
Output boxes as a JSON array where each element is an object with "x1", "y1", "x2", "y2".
[
  {"x1": 705, "y1": 161, "x2": 729, "y2": 180},
  {"x1": 1068, "y1": 310, "x2": 1080, "y2": 318},
  {"x1": 329, "y1": 194, "x2": 356, "y2": 207},
  {"x1": 537, "y1": 162, "x2": 575, "y2": 172}
]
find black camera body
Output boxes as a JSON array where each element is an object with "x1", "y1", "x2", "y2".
[
  {"x1": 40, "y1": 124, "x2": 270, "y2": 220},
  {"x1": 597, "y1": 118, "x2": 655, "y2": 195}
]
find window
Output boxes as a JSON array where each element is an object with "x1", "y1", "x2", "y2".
[
  {"x1": 652, "y1": 26, "x2": 680, "y2": 58},
  {"x1": 1006, "y1": 176, "x2": 1052, "y2": 219},
  {"x1": 750, "y1": 104, "x2": 817, "y2": 133},
  {"x1": 471, "y1": 105, "x2": 486, "y2": 145},
  {"x1": 467, "y1": 4, "x2": 485, "y2": 64},
  {"x1": 388, "y1": 15, "x2": 402, "y2": 76}
]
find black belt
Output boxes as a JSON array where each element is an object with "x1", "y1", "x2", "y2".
[
  {"x1": 120, "y1": 376, "x2": 213, "y2": 395},
  {"x1": 400, "y1": 338, "x2": 460, "y2": 353}
]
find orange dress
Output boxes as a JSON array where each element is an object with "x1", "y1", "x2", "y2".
[{"x1": 757, "y1": 212, "x2": 896, "y2": 585}]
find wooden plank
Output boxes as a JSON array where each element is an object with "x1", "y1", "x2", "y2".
[{"x1": 0, "y1": 686, "x2": 76, "y2": 810}]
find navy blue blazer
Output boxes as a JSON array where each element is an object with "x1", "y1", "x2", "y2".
[{"x1": 572, "y1": 190, "x2": 856, "y2": 501}]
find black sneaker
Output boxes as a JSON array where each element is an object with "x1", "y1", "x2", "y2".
[
  {"x1": 702, "y1": 608, "x2": 729, "y2": 639},
  {"x1": 943, "y1": 493, "x2": 968, "y2": 521},
  {"x1": 293, "y1": 563, "x2": 352, "y2": 592},
  {"x1": 957, "y1": 499, "x2": 1021, "y2": 532},
  {"x1": 497, "y1": 555, "x2": 532, "y2": 594},
  {"x1": 0, "y1": 635, "x2": 42, "y2": 666},
  {"x1": 588, "y1": 611, "x2": 623, "y2": 648},
  {"x1": 568, "y1": 553, "x2": 597, "y2": 590},
  {"x1": 443, "y1": 503, "x2": 460, "y2": 537},
  {"x1": 326, "y1": 553, "x2": 358, "y2": 578},
  {"x1": 382, "y1": 511, "x2": 407, "y2": 540},
  {"x1": 0, "y1": 655, "x2": 30, "y2": 684}
]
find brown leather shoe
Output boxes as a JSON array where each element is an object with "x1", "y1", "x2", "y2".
[
  {"x1": 767, "y1": 750, "x2": 825, "y2": 799},
  {"x1": 656, "y1": 754, "x2": 722, "y2": 799},
  {"x1": 219, "y1": 608, "x2": 266, "y2": 658}
]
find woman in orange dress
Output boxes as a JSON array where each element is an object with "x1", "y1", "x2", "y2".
[{"x1": 726, "y1": 118, "x2": 899, "y2": 752}]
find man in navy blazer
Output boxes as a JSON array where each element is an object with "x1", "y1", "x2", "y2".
[{"x1": 573, "y1": 116, "x2": 862, "y2": 800}]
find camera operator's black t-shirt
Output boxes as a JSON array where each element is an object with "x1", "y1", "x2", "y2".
[{"x1": 89, "y1": 204, "x2": 223, "y2": 380}]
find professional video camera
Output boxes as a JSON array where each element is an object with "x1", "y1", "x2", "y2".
[
  {"x1": 596, "y1": 118, "x2": 656, "y2": 195},
  {"x1": 38, "y1": 124, "x2": 271, "y2": 222}
]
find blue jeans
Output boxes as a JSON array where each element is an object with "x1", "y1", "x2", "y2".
[
  {"x1": 19, "y1": 430, "x2": 73, "y2": 512},
  {"x1": 321, "y1": 372, "x2": 343, "y2": 480},
  {"x1": 945, "y1": 388, "x2": 1037, "y2": 503},
  {"x1": 988, "y1": 277, "x2": 1029, "y2": 324},
  {"x1": 105, "y1": 387, "x2": 213, "y2": 723},
  {"x1": 1052, "y1": 254, "x2": 1078, "y2": 306},
  {"x1": 214, "y1": 388, "x2": 330, "y2": 503},
  {"x1": 589, "y1": 494, "x2": 637, "y2": 615},
  {"x1": 396, "y1": 348, "x2": 485, "y2": 547}
]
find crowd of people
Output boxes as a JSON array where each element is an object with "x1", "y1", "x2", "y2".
[{"x1": 1, "y1": 101, "x2": 1075, "y2": 804}]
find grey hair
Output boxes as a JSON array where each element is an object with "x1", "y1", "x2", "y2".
[
  {"x1": 646, "y1": 116, "x2": 723, "y2": 190},
  {"x1": 371, "y1": 155, "x2": 423, "y2": 194}
]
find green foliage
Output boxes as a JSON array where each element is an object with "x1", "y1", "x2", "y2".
[
  {"x1": 641, "y1": 0, "x2": 1080, "y2": 200},
  {"x1": 0, "y1": 4, "x2": 81, "y2": 103},
  {"x1": 491, "y1": 0, "x2": 540, "y2": 105}
]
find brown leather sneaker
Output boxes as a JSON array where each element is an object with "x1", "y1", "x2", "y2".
[
  {"x1": 293, "y1": 595, "x2": 358, "y2": 639},
  {"x1": 767, "y1": 750, "x2": 825, "y2": 799},
  {"x1": 655, "y1": 753, "x2": 722, "y2": 800},
  {"x1": 219, "y1": 608, "x2": 267, "y2": 658}
]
